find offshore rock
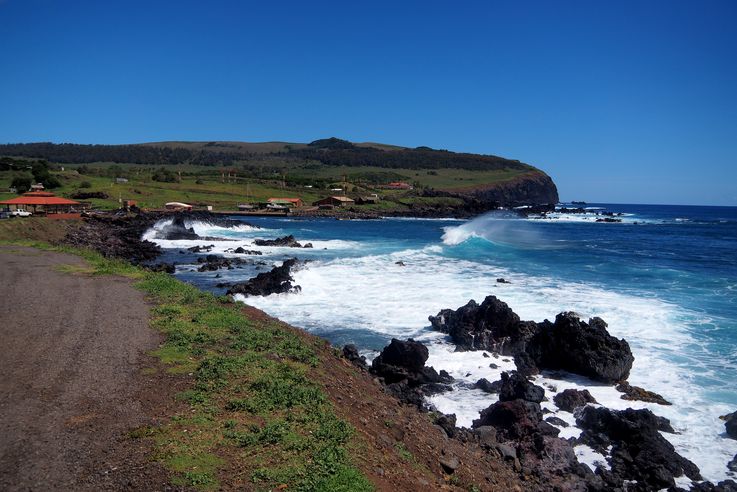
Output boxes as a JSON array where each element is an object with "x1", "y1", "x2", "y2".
[
  {"x1": 553, "y1": 389, "x2": 598, "y2": 413},
  {"x1": 615, "y1": 381, "x2": 671, "y2": 405},
  {"x1": 577, "y1": 406, "x2": 701, "y2": 490},
  {"x1": 428, "y1": 296, "x2": 537, "y2": 354},
  {"x1": 225, "y1": 258, "x2": 301, "y2": 297},
  {"x1": 474, "y1": 377, "x2": 502, "y2": 394},
  {"x1": 156, "y1": 215, "x2": 200, "y2": 240},
  {"x1": 527, "y1": 313, "x2": 633, "y2": 383},
  {"x1": 430, "y1": 299, "x2": 634, "y2": 383},
  {"x1": 723, "y1": 411, "x2": 737, "y2": 439},
  {"x1": 254, "y1": 235, "x2": 307, "y2": 247},
  {"x1": 196, "y1": 255, "x2": 249, "y2": 272}
]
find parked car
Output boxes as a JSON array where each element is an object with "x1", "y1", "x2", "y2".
[
  {"x1": 0, "y1": 211, "x2": 10, "y2": 219},
  {"x1": 10, "y1": 210, "x2": 32, "y2": 217}
]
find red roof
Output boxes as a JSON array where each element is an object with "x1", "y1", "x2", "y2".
[
  {"x1": 23, "y1": 191, "x2": 56, "y2": 197},
  {"x1": 268, "y1": 197, "x2": 302, "y2": 203},
  {"x1": 0, "y1": 196, "x2": 80, "y2": 205}
]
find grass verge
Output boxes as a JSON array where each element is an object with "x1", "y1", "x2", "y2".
[{"x1": 2, "y1": 240, "x2": 373, "y2": 491}]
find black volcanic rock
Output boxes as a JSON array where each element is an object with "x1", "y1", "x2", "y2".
[
  {"x1": 615, "y1": 381, "x2": 671, "y2": 405},
  {"x1": 472, "y1": 399, "x2": 558, "y2": 441},
  {"x1": 196, "y1": 256, "x2": 249, "y2": 272},
  {"x1": 498, "y1": 371, "x2": 545, "y2": 404},
  {"x1": 428, "y1": 296, "x2": 538, "y2": 354},
  {"x1": 371, "y1": 338, "x2": 443, "y2": 386},
  {"x1": 63, "y1": 213, "x2": 162, "y2": 263},
  {"x1": 724, "y1": 411, "x2": 737, "y2": 439},
  {"x1": 254, "y1": 235, "x2": 306, "y2": 247},
  {"x1": 473, "y1": 377, "x2": 502, "y2": 394},
  {"x1": 430, "y1": 298, "x2": 634, "y2": 383},
  {"x1": 342, "y1": 344, "x2": 368, "y2": 370},
  {"x1": 526, "y1": 313, "x2": 634, "y2": 383},
  {"x1": 553, "y1": 389, "x2": 597, "y2": 413},
  {"x1": 157, "y1": 215, "x2": 200, "y2": 240},
  {"x1": 577, "y1": 406, "x2": 701, "y2": 490},
  {"x1": 225, "y1": 258, "x2": 301, "y2": 297},
  {"x1": 370, "y1": 339, "x2": 452, "y2": 406}
]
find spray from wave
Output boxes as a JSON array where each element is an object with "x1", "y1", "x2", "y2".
[{"x1": 441, "y1": 211, "x2": 553, "y2": 249}]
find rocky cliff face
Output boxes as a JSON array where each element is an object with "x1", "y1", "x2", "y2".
[{"x1": 462, "y1": 171, "x2": 559, "y2": 207}]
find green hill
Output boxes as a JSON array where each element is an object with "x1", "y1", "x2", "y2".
[{"x1": 0, "y1": 138, "x2": 559, "y2": 210}]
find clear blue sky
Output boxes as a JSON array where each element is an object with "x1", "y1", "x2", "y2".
[{"x1": 1, "y1": 0, "x2": 736, "y2": 205}]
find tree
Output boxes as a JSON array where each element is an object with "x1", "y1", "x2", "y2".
[{"x1": 10, "y1": 175, "x2": 33, "y2": 193}]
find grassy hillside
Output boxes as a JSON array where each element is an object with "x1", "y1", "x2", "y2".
[
  {"x1": 0, "y1": 138, "x2": 557, "y2": 210},
  {"x1": 0, "y1": 163, "x2": 534, "y2": 212}
]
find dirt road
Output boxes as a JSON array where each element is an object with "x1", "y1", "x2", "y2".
[{"x1": 0, "y1": 246, "x2": 170, "y2": 490}]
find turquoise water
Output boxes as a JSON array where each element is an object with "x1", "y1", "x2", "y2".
[{"x1": 148, "y1": 203, "x2": 737, "y2": 481}]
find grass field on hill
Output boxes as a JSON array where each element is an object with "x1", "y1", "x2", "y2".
[{"x1": 0, "y1": 162, "x2": 531, "y2": 212}]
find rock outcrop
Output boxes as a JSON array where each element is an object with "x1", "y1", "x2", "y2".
[
  {"x1": 429, "y1": 297, "x2": 634, "y2": 383},
  {"x1": 196, "y1": 255, "x2": 249, "y2": 272},
  {"x1": 254, "y1": 235, "x2": 312, "y2": 248},
  {"x1": 466, "y1": 171, "x2": 559, "y2": 208},
  {"x1": 553, "y1": 389, "x2": 597, "y2": 413},
  {"x1": 576, "y1": 406, "x2": 701, "y2": 490},
  {"x1": 615, "y1": 381, "x2": 671, "y2": 405},
  {"x1": 526, "y1": 313, "x2": 633, "y2": 383},
  {"x1": 724, "y1": 411, "x2": 737, "y2": 440},
  {"x1": 497, "y1": 371, "x2": 545, "y2": 404},
  {"x1": 225, "y1": 259, "x2": 301, "y2": 297},
  {"x1": 370, "y1": 339, "x2": 453, "y2": 407}
]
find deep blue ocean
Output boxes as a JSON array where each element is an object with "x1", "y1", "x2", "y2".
[{"x1": 146, "y1": 203, "x2": 737, "y2": 482}]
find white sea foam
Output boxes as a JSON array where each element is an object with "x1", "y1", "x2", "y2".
[
  {"x1": 143, "y1": 219, "x2": 360, "y2": 254},
  {"x1": 241, "y1": 245, "x2": 737, "y2": 482},
  {"x1": 144, "y1": 216, "x2": 737, "y2": 482}
]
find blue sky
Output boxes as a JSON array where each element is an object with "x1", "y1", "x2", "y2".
[{"x1": 1, "y1": 0, "x2": 736, "y2": 205}]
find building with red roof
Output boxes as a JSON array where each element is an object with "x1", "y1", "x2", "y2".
[{"x1": 0, "y1": 191, "x2": 83, "y2": 215}]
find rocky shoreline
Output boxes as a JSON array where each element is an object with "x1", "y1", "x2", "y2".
[{"x1": 59, "y1": 210, "x2": 737, "y2": 491}]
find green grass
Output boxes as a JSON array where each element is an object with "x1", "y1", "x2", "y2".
[
  {"x1": 0, "y1": 162, "x2": 532, "y2": 212},
  {"x1": 1, "y1": 240, "x2": 373, "y2": 491}
]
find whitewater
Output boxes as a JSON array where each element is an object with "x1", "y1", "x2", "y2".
[{"x1": 145, "y1": 204, "x2": 737, "y2": 484}]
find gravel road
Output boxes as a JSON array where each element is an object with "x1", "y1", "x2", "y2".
[{"x1": 0, "y1": 246, "x2": 172, "y2": 490}]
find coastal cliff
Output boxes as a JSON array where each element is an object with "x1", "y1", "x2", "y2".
[{"x1": 462, "y1": 170, "x2": 559, "y2": 207}]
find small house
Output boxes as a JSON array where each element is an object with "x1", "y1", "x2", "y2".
[
  {"x1": 356, "y1": 195, "x2": 380, "y2": 205},
  {"x1": 267, "y1": 197, "x2": 303, "y2": 208},
  {"x1": 165, "y1": 202, "x2": 193, "y2": 211},
  {"x1": 0, "y1": 191, "x2": 82, "y2": 215},
  {"x1": 313, "y1": 196, "x2": 355, "y2": 208},
  {"x1": 30, "y1": 183, "x2": 45, "y2": 192}
]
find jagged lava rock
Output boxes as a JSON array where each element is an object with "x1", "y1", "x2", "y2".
[
  {"x1": 225, "y1": 258, "x2": 301, "y2": 297},
  {"x1": 430, "y1": 298, "x2": 634, "y2": 383},
  {"x1": 526, "y1": 313, "x2": 634, "y2": 383},
  {"x1": 428, "y1": 295, "x2": 538, "y2": 354},
  {"x1": 498, "y1": 371, "x2": 545, "y2": 403},
  {"x1": 615, "y1": 381, "x2": 671, "y2": 405},
  {"x1": 577, "y1": 406, "x2": 701, "y2": 490},
  {"x1": 254, "y1": 235, "x2": 307, "y2": 247},
  {"x1": 553, "y1": 388, "x2": 598, "y2": 413},
  {"x1": 156, "y1": 215, "x2": 200, "y2": 240},
  {"x1": 370, "y1": 338, "x2": 446, "y2": 386},
  {"x1": 342, "y1": 344, "x2": 368, "y2": 370},
  {"x1": 723, "y1": 411, "x2": 737, "y2": 439}
]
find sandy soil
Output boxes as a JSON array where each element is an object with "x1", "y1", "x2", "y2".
[{"x1": 0, "y1": 246, "x2": 174, "y2": 491}]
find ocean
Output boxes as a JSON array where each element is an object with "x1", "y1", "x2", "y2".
[{"x1": 144, "y1": 203, "x2": 737, "y2": 484}]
